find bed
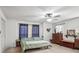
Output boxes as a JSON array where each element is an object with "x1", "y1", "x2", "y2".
[{"x1": 20, "y1": 37, "x2": 52, "y2": 52}]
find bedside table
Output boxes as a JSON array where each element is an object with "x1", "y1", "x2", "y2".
[
  {"x1": 16, "y1": 40, "x2": 21, "y2": 47},
  {"x1": 50, "y1": 39, "x2": 53, "y2": 43}
]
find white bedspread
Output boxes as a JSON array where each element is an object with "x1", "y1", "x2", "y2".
[{"x1": 21, "y1": 40, "x2": 52, "y2": 52}]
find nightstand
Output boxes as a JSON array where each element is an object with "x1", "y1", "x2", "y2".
[{"x1": 16, "y1": 40, "x2": 21, "y2": 47}]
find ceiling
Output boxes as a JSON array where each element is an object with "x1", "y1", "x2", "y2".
[{"x1": 0, "y1": 6, "x2": 79, "y2": 23}]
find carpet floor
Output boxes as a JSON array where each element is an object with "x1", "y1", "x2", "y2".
[
  {"x1": 26, "y1": 44, "x2": 79, "y2": 53},
  {"x1": 4, "y1": 44, "x2": 79, "y2": 53}
]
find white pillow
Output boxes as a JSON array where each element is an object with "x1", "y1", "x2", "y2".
[{"x1": 33, "y1": 37, "x2": 42, "y2": 40}]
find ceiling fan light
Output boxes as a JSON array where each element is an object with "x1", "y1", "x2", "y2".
[
  {"x1": 47, "y1": 19, "x2": 52, "y2": 22},
  {"x1": 45, "y1": 13, "x2": 53, "y2": 17}
]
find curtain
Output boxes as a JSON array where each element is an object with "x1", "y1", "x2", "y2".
[
  {"x1": 32, "y1": 25, "x2": 39, "y2": 37},
  {"x1": 19, "y1": 24, "x2": 28, "y2": 39}
]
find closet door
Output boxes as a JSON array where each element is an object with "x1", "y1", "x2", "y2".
[{"x1": 0, "y1": 18, "x2": 6, "y2": 52}]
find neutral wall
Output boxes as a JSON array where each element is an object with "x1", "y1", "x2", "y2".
[
  {"x1": 43, "y1": 22, "x2": 53, "y2": 40},
  {"x1": 52, "y1": 18, "x2": 79, "y2": 33},
  {"x1": 62, "y1": 18, "x2": 79, "y2": 35},
  {"x1": 6, "y1": 20, "x2": 18, "y2": 48}
]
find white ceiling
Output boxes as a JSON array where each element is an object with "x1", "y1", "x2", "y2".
[{"x1": 1, "y1": 6, "x2": 79, "y2": 23}]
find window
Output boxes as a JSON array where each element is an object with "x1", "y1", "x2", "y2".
[
  {"x1": 55, "y1": 25, "x2": 63, "y2": 33},
  {"x1": 19, "y1": 24, "x2": 28, "y2": 39},
  {"x1": 32, "y1": 25, "x2": 39, "y2": 37}
]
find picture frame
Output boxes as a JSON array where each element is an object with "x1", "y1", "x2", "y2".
[{"x1": 67, "y1": 29, "x2": 75, "y2": 36}]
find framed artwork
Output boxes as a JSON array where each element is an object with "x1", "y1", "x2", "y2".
[{"x1": 67, "y1": 30, "x2": 75, "y2": 36}]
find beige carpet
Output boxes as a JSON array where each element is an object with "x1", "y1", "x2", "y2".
[
  {"x1": 26, "y1": 44, "x2": 79, "y2": 53},
  {"x1": 4, "y1": 44, "x2": 79, "y2": 53}
]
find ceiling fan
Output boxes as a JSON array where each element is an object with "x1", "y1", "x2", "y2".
[
  {"x1": 45, "y1": 13, "x2": 60, "y2": 18},
  {"x1": 45, "y1": 13, "x2": 53, "y2": 17},
  {"x1": 44, "y1": 13, "x2": 60, "y2": 22},
  {"x1": 36, "y1": 6, "x2": 61, "y2": 21}
]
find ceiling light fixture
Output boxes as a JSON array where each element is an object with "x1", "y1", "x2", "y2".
[
  {"x1": 45, "y1": 13, "x2": 53, "y2": 17},
  {"x1": 47, "y1": 18, "x2": 52, "y2": 22}
]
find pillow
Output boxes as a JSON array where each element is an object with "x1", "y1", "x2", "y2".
[
  {"x1": 33, "y1": 37, "x2": 42, "y2": 40},
  {"x1": 21, "y1": 37, "x2": 34, "y2": 41},
  {"x1": 21, "y1": 38, "x2": 28, "y2": 40},
  {"x1": 28, "y1": 38, "x2": 34, "y2": 40}
]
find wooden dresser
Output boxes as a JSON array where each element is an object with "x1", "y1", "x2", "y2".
[
  {"x1": 74, "y1": 38, "x2": 79, "y2": 48},
  {"x1": 51, "y1": 33, "x2": 79, "y2": 49},
  {"x1": 52, "y1": 33, "x2": 63, "y2": 45}
]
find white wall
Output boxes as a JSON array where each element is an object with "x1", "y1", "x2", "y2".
[
  {"x1": 6, "y1": 20, "x2": 18, "y2": 48},
  {"x1": 52, "y1": 18, "x2": 79, "y2": 34},
  {"x1": 62, "y1": 19, "x2": 79, "y2": 35},
  {"x1": 6, "y1": 20, "x2": 43, "y2": 48},
  {"x1": 43, "y1": 22, "x2": 52, "y2": 40}
]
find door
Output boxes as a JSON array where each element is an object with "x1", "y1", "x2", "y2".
[{"x1": 0, "y1": 18, "x2": 6, "y2": 52}]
